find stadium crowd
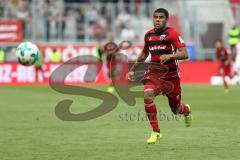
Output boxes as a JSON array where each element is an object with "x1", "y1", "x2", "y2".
[{"x1": 0, "y1": 0, "x2": 152, "y2": 42}]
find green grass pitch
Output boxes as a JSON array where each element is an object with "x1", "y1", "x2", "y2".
[{"x1": 0, "y1": 85, "x2": 240, "y2": 160}]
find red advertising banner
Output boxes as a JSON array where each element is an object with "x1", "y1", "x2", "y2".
[
  {"x1": 180, "y1": 61, "x2": 219, "y2": 84},
  {"x1": 0, "y1": 42, "x2": 219, "y2": 85},
  {"x1": 0, "y1": 61, "x2": 219, "y2": 85},
  {"x1": 0, "y1": 20, "x2": 23, "y2": 43},
  {"x1": 0, "y1": 62, "x2": 129, "y2": 85}
]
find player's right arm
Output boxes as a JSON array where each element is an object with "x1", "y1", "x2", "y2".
[
  {"x1": 127, "y1": 48, "x2": 149, "y2": 81},
  {"x1": 224, "y1": 48, "x2": 232, "y2": 66},
  {"x1": 127, "y1": 32, "x2": 149, "y2": 81}
]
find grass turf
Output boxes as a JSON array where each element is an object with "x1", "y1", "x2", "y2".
[{"x1": 0, "y1": 85, "x2": 240, "y2": 160}]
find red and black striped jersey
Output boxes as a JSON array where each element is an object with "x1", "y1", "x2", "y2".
[
  {"x1": 215, "y1": 47, "x2": 230, "y2": 64},
  {"x1": 144, "y1": 27, "x2": 186, "y2": 80}
]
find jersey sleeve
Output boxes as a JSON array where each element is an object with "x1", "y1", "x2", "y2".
[
  {"x1": 225, "y1": 48, "x2": 231, "y2": 55},
  {"x1": 143, "y1": 33, "x2": 148, "y2": 51},
  {"x1": 225, "y1": 48, "x2": 231, "y2": 60},
  {"x1": 172, "y1": 30, "x2": 186, "y2": 49}
]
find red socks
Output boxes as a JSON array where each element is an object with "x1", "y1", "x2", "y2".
[
  {"x1": 144, "y1": 101, "x2": 160, "y2": 132},
  {"x1": 144, "y1": 100, "x2": 189, "y2": 132}
]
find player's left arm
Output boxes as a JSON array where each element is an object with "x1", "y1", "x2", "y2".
[
  {"x1": 171, "y1": 47, "x2": 188, "y2": 60},
  {"x1": 225, "y1": 48, "x2": 232, "y2": 66},
  {"x1": 160, "y1": 31, "x2": 189, "y2": 64}
]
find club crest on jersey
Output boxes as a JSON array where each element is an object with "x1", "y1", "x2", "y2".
[{"x1": 160, "y1": 34, "x2": 167, "y2": 41}]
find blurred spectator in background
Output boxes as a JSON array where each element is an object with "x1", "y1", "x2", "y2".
[
  {"x1": 99, "y1": 0, "x2": 107, "y2": 17},
  {"x1": 145, "y1": 0, "x2": 151, "y2": 17},
  {"x1": 123, "y1": 0, "x2": 131, "y2": 13},
  {"x1": 87, "y1": 6, "x2": 97, "y2": 26},
  {"x1": 32, "y1": 0, "x2": 44, "y2": 15},
  {"x1": 64, "y1": 0, "x2": 86, "y2": 11},
  {"x1": 133, "y1": 0, "x2": 152, "y2": 17},
  {"x1": 120, "y1": 24, "x2": 136, "y2": 41},
  {"x1": 115, "y1": 9, "x2": 131, "y2": 35},
  {"x1": 134, "y1": 0, "x2": 141, "y2": 16},
  {"x1": 90, "y1": 19, "x2": 108, "y2": 41},
  {"x1": 105, "y1": 7, "x2": 113, "y2": 31},
  {"x1": 76, "y1": 7, "x2": 85, "y2": 41},
  {"x1": 18, "y1": 0, "x2": 30, "y2": 9},
  {"x1": 16, "y1": 4, "x2": 31, "y2": 39},
  {"x1": 6, "y1": 0, "x2": 18, "y2": 18},
  {"x1": 49, "y1": 48, "x2": 61, "y2": 62},
  {"x1": 228, "y1": 25, "x2": 240, "y2": 59},
  {"x1": 0, "y1": 0, "x2": 4, "y2": 17},
  {"x1": 43, "y1": 1, "x2": 52, "y2": 41},
  {"x1": 43, "y1": 4, "x2": 52, "y2": 41},
  {"x1": 0, "y1": 48, "x2": 5, "y2": 63},
  {"x1": 55, "y1": 10, "x2": 67, "y2": 41}
]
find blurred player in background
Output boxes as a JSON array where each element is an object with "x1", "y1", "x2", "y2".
[
  {"x1": 215, "y1": 39, "x2": 233, "y2": 92},
  {"x1": 126, "y1": 8, "x2": 192, "y2": 144}
]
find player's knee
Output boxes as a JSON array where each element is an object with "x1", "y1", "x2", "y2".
[
  {"x1": 144, "y1": 98, "x2": 155, "y2": 108},
  {"x1": 144, "y1": 90, "x2": 155, "y2": 108},
  {"x1": 144, "y1": 89, "x2": 155, "y2": 99}
]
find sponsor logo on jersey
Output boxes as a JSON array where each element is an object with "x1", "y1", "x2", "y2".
[{"x1": 149, "y1": 45, "x2": 166, "y2": 51}]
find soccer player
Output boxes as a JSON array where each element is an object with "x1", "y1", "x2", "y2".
[
  {"x1": 215, "y1": 39, "x2": 233, "y2": 92},
  {"x1": 126, "y1": 8, "x2": 192, "y2": 144}
]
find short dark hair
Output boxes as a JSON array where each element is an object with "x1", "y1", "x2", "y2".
[
  {"x1": 153, "y1": 8, "x2": 169, "y2": 19},
  {"x1": 215, "y1": 39, "x2": 223, "y2": 43}
]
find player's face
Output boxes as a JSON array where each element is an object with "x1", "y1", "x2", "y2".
[
  {"x1": 215, "y1": 41, "x2": 222, "y2": 49},
  {"x1": 153, "y1": 12, "x2": 168, "y2": 30}
]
